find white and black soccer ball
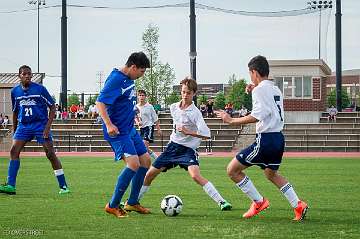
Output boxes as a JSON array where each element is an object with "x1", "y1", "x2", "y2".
[{"x1": 160, "y1": 195, "x2": 183, "y2": 217}]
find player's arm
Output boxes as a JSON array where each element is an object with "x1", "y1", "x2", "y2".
[
  {"x1": 12, "y1": 111, "x2": 18, "y2": 133},
  {"x1": 216, "y1": 111, "x2": 258, "y2": 125},
  {"x1": 178, "y1": 111, "x2": 210, "y2": 139},
  {"x1": 95, "y1": 101, "x2": 119, "y2": 136},
  {"x1": 11, "y1": 91, "x2": 18, "y2": 133},
  {"x1": 43, "y1": 104, "x2": 56, "y2": 138}
]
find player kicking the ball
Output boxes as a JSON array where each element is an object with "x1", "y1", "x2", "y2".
[{"x1": 137, "y1": 77, "x2": 232, "y2": 211}]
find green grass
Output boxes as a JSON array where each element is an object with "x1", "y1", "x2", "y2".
[{"x1": 0, "y1": 156, "x2": 359, "y2": 239}]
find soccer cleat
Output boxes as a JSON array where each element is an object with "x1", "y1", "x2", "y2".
[
  {"x1": 59, "y1": 187, "x2": 70, "y2": 194},
  {"x1": 124, "y1": 202, "x2": 151, "y2": 214},
  {"x1": 220, "y1": 201, "x2": 232, "y2": 211},
  {"x1": 0, "y1": 184, "x2": 16, "y2": 195},
  {"x1": 105, "y1": 203, "x2": 128, "y2": 218},
  {"x1": 243, "y1": 198, "x2": 270, "y2": 218},
  {"x1": 293, "y1": 200, "x2": 308, "y2": 221}
]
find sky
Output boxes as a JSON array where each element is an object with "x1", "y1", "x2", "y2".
[{"x1": 0, "y1": 0, "x2": 359, "y2": 100}]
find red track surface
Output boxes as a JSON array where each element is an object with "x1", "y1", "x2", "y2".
[{"x1": 0, "y1": 151, "x2": 359, "y2": 158}]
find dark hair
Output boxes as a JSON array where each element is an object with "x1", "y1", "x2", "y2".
[
  {"x1": 18, "y1": 65, "x2": 32, "y2": 74},
  {"x1": 248, "y1": 55, "x2": 269, "y2": 77},
  {"x1": 125, "y1": 52, "x2": 150, "y2": 68},
  {"x1": 180, "y1": 77, "x2": 197, "y2": 93},
  {"x1": 137, "y1": 89, "x2": 147, "y2": 96}
]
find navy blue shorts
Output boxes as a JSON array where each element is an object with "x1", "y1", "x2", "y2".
[
  {"x1": 140, "y1": 125, "x2": 155, "y2": 143},
  {"x1": 13, "y1": 121, "x2": 52, "y2": 144},
  {"x1": 152, "y1": 141, "x2": 199, "y2": 172},
  {"x1": 236, "y1": 132, "x2": 285, "y2": 170},
  {"x1": 108, "y1": 128, "x2": 147, "y2": 161}
]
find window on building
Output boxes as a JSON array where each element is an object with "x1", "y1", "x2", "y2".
[{"x1": 274, "y1": 76, "x2": 313, "y2": 99}]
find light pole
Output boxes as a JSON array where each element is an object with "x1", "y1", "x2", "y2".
[
  {"x1": 307, "y1": 1, "x2": 333, "y2": 59},
  {"x1": 28, "y1": 1, "x2": 46, "y2": 73}
]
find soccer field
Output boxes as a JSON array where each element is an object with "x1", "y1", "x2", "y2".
[{"x1": 0, "y1": 156, "x2": 359, "y2": 239}]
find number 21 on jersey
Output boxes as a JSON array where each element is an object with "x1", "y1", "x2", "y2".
[{"x1": 25, "y1": 107, "x2": 33, "y2": 116}]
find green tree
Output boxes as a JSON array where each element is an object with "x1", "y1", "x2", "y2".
[
  {"x1": 226, "y1": 74, "x2": 252, "y2": 110},
  {"x1": 165, "y1": 91, "x2": 180, "y2": 106},
  {"x1": 68, "y1": 93, "x2": 80, "y2": 106},
  {"x1": 327, "y1": 88, "x2": 350, "y2": 109},
  {"x1": 135, "y1": 24, "x2": 175, "y2": 106},
  {"x1": 214, "y1": 91, "x2": 226, "y2": 110},
  {"x1": 197, "y1": 94, "x2": 208, "y2": 106}
]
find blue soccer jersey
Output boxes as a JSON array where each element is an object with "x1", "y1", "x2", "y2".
[
  {"x1": 97, "y1": 69, "x2": 137, "y2": 141},
  {"x1": 11, "y1": 82, "x2": 55, "y2": 123}
]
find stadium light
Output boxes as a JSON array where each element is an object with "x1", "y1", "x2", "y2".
[
  {"x1": 307, "y1": 1, "x2": 333, "y2": 59},
  {"x1": 28, "y1": 0, "x2": 46, "y2": 73}
]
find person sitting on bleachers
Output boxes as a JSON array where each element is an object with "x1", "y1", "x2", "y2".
[
  {"x1": 327, "y1": 105, "x2": 338, "y2": 122},
  {"x1": 55, "y1": 104, "x2": 62, "y2": 119},
  {"x1": 225, "y1": 102, "x2": 234, "y2": 117},
  {"x1": 2, "y1": 115, "x2": 9, "y2": 129},
  {"x1": 199, "y1": 102, "x2": 207, "y2": 117},
  {"x1": 87, "y1": 104, "x2": 98, "y2": 119},
  {"x1": 239, "y1": 105, "x2": 248, "y2": 117},
  {"x1": 76, "y1": 103, "x2": 85, "y2": 119},
  {"x1": 61, "y1": 108, "x2": 69, "y2": 122},
  {"x1": 69, "y1": 104, "x2": 78, "y2": 119}
]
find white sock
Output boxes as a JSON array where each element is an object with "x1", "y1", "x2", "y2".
[
  {"x1": 236, "y1": 176, "x2": 263, "y2": 203},
  {"x1": 280, "y1": 183, "x2": 299, "y2": 208},
  {"x1": 149, "y1": 150, "x2": 157, "y2": 160},
  {"x1": 54, "y1": 169, "x2": 64, "y2": 176},
  {"x1": 202, "y1": 181, "x2": 226, "y2": 205},
  {"x1": 138, "y1": 185, "x2": 150, "y2": 201}
]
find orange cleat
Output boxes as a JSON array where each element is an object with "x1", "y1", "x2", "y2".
[
  {"x1": 293, "y1": 200, "x2": 308, "y2": 221},
  {"x1": 243, "y1": 198, "x2": 270, "y2": 218},
  {"x1": 105, "y1": 203, "x2": 128, "y2": 218},
  {"x1": 124, "y1": 202, "x2": 151, "y2": 214}
]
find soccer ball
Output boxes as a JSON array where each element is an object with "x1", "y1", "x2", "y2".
[{"x1": 160, "y1": 195, "x2": 183, "y2": 217}]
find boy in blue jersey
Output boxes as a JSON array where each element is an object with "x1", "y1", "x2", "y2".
[
  {"x1": 216, "y1": 55, "x2": 308, "y2": 221},
  {"x1": 0, "y1": 65, "x2": 69, "y2": 195},
  {"x1": 96, "y1": 52, "x2": 152, "y2": 218}
]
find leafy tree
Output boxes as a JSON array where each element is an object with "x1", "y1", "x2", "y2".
[
  {"x1": 327, "y1": 88, "x2": 350, "y2": 109},
  {"x1": 68, "y1": 93, "x2": 80, "y2": 106},
  {"x1": 165, "y1": 91, "x2": 180, "y2": 106},
  {"x1": 214, "y1": 91, "x2": 226, "y2": 110},
  {"x1": 226, "y1": 74, "x2": 252, "y2": 110},
  {"x1": 135, "y1": 24, "x2": 175, "y2": 106},
  {"x1": 197, "y1": 94, "x2": 208, "y2": 106}
]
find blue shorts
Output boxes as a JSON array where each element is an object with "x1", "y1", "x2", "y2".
[
  {"x1": 13, "y1": 121, "x2": 52, "y2": 144},
  {"x1": 152, "y1": 141, "x2": 199, "y2": 172},
  {"x1": 140, "y1": 125, "x2": 155, "y2": 143},
  {"x1": 109, "y1": 128, "x2": 147, "y2": 161},
  {"x1": 236, "y1": 132, "x2": 285, "y2": 170}
]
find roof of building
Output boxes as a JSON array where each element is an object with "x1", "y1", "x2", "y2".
[
  {"x1": 331, "y1": 69, "x2": 360, "y2": 76},
  {"x1": 269, "y1": 59, "x2": 332, "y2": 76},
  {"x1": 0, "y1": 73, "x2": 44, "y2": 88}
]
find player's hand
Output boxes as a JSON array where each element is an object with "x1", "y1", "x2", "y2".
[
  {"x1": 43, "y1": 127, "x2": 50, "y2": 139},
  {"x1": 215, "y1": 110, "x2": 232, "y2": 124},
  {"x1": 106, "y1": 123, "x2": 119, "y2": 137},
  {"x1": 245, "y1": 84, "x2": 255, "y2": 94}
]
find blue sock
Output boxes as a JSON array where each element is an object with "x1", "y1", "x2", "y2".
[
  {"x1": 109, "y1": 167, "x2": 136, "y2": 208},
  {"x1": 7, "y1": 159, "x2": 20, "y2": 187},
  {"x1": 54, "y1": 169, "x2": 68, "y2": 189},
  {"x1": 128, "y1": 167, "x2": 148, "y2": 205}
]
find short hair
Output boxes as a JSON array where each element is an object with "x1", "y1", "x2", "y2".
[
  {"x1": 125, "y1": 52, "x2": 150, "y2": 68},
  {"x1": 180, "y1": 77, "x2": 197, "y2": 93},
  {"x1": 248, "y1": 55, "x2": 269, "y2": 77},
  {"x1": 19, "y1": 65, "x2": 32, "y2": 74},
  {"x1": 137, "y1": 89, "x2": 147, "y2": 96}
]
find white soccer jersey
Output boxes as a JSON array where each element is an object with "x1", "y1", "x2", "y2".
[
  {"x1": 169, "y1": 101, "x2": 211, "y2": 149},
  {"x1": 250, "y1": 80, "x2": 284, "y2": 133},
  {"x1": 136, "y1": 102, "x2": 158, "y2": 128}
]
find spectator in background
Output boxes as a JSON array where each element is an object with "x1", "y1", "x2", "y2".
[
  {"x1": 225, "y1": 102, "x2": 234, "y2": 117},
  {"x1": 77, "y1": 103, "x2": 85, "y2": 119},
  {"x1": 55, "y1": 104, "x2": 62, "y2": 120},
  {"x1": 2, "y1": 115, "x2": 9, "y2": 129},
  {"x1": 206, "y1": 99, "x2": 214, "y2": 118},
  {"x1": 88, "y1": 104, "x2": 98, "y2": 119},
  {"x1": 0, "y1": 113, "x2": 4, "y2": 124},
  {"x1": 239, "y1": 105, "x2": 248, "y2": 117},
  {"x1": 61, "y1": 108, "x2": 69, "y2": 122},
  {"x1": 327, "y1": 105, "x2": 338, "y2": 122},
  {"x1": 69, "y1": 104, "x2": 78, "y2": 119},
  {"x1": 199, "y1": 102, "x2": 207, "y2": 117}
]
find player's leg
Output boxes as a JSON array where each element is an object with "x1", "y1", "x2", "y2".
[
  {"x1": 0, "y1": 140, "x2": 27, "y2": 195},
  {"x1": 228, "y1": 152, "x2": 269, "y2": 218},
  {"x1": 187, "y1": 165, "x2": 232, "y2": 211},
  {"x1": 42, "y1": 140, "x2": 69, "y2": 194},
  {"x1": 264, "y1": 168, "x2": 308, "y2": 221}
]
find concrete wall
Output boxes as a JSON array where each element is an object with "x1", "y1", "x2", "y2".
[{"x1": 284, "y1": 111, "x2": 321, "y2": 123}]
